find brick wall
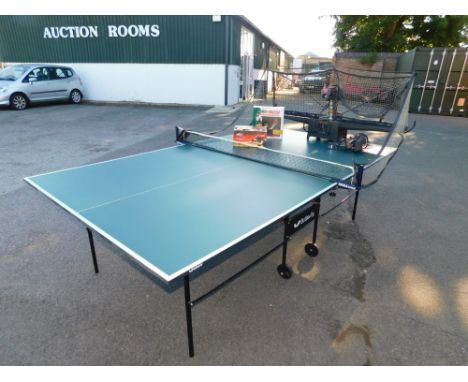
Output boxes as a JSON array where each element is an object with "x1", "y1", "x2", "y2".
[{"x1": 333, "y1": 53, "x2": 402, "y2": 72}]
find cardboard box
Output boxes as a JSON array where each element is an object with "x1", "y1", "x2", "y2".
[
  {"x1": 233, "y1": 125, "x2": 267, "y2": 147},
  {"x1": 252, "y1": 106, "x2": 284, "y2": 138}
]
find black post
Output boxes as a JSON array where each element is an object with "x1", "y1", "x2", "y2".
[
  {"x1": 312, "y1": 198, "x2": 321, "y2": 244},
  {"x1": 224, "y1": 16, "x2": 230, "y2": 106},
  {"x1": 281, "y1": 218, "x2": 289, "y2": 267},
  {"x1": 272, "y1": 71, "x2": 277, "y2": 106},
  {"x1": 277, "y1": 218, "x2": 292, "y2": 279},
  {"x1": 304, "y1": 199, "x2": 320, "y2": 257},
  {"x1": 184, "y1": 274, "x2": 195, "y2": 357},
  {"x1": 86, "y1": 227, "x2": 99, "y2": 274},
  {"x1": 352, "y1": 165, "x2": 365, "y2": 221}
]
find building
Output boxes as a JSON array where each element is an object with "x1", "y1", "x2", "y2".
[
  {"x1": 296, "y1": 52, "x2": 333, "y2": 72},
  {"x1": 0, "y1": 15, "x2": 293, "y2": 106}
]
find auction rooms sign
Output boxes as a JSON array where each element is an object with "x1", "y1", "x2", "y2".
[{"x1": 43, "y1": 24, "x2": 160, "y2": 39}]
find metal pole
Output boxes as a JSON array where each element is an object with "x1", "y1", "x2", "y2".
[
  {"x1": 439, "y1": 48, "x2": 457, "y2": 114},
  {"x1": 312, "y1": 198, "x2": 321, "y2": 243},
  {"x1": 277, "y1": 218, "x2": 292, "y2": 279},
  {"x1": 281, "y1": 218, "x2": 289, "y2": 267},
  {"x1": 272, "y1": 71, "x2": 276, "y2": 106},
  {"x1": 429, "y1": 48, "x2": 446, "y2": 113},
  {"x1": 418, "y1": 49, "x2": 434, "y2": 113},
  {"x1": 184, "y1": 275, "x2": 195, "y2": 357},
  {"x1": 352, "y1": 165, "x2": 364, "y2": 221},
  {"x1": 265, "y1": 43, "x2": 270, "y2": 101},
  {"x1": 86, "y1": 227, "x2": 99, "y2": 274},
  {"x1": 450, "y1": 49, "x2": 468, "y2": 115},
  {"x1": 304, "y1": 199, "x2": 320, "y2": 257},
  {"x1": 224, "y1": 16, "x2": 230, "y2": 106}
]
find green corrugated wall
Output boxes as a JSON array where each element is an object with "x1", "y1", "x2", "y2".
[
  {"x1": 0, "y1": 15, "x2": 241, "y2": 64},
  {"x1": 396, "y1": 49, "x2": 416, "y2": 73},
  {"x1": 229, "y1": 16, "x2": 241, "y2": 66},
  {"x1": 254, "y1": 36, "x2": 268, "y2": 69},
  {"x1": 398, "y1": 47, "x2": 467, "y2": 116}
]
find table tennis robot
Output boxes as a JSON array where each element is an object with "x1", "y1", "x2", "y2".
[{"x1": 306, "y1": 85, "x2": 383, "y2": 152}]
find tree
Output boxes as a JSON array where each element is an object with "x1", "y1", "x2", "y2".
[{"x1": 333, "y1": 16, "x2": 468, "y2": 53}]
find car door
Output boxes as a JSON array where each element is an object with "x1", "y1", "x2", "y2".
[
  {"x1": 47, "y1": 67, "x2": 70, "y2": 99},
  {"x1": 24, "y1": 67, "x2": 52, "y2": 101}
]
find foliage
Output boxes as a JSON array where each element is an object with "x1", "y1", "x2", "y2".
[
  {"x1": 333, "y1": 16, "x2": 468, "y2": 52},
  {"x1": 359, "y1": 51, "x2": 378, "y2": 65}
]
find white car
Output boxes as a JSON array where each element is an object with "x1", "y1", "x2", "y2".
[{"x1": 0, "y1": 64, "x2": 84, "y2": 110}]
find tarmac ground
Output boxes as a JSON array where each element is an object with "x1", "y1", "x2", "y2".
[{"x1": 0, "y1": 101, "x2": 467, "y2": 365}]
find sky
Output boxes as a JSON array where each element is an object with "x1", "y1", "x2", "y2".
[{"x1": 246, "y1": 14, "x2": 336, "y2": 58}]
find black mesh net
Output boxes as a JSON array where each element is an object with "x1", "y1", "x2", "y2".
[
  {"x1": 273, "y1": 69, "x2": 332, "y2": 117},
  {"x1": 177, "y1": 130, "x2": 355, "y2": 184},
  {"x1": 272, "y1": 66, "x2": 413, "y2": 121},
  {"x1": 336, "y1": 68, "x2": 414, "y2": 120},
  {"x1": 266, "y1": 66, "x2": 414, "y2": 187}
]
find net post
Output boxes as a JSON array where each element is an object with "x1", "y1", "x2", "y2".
[{"x1": 175, "y1": 125, "x2": 186, "y2": 143}]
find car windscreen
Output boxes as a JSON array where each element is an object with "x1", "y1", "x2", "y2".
[{"x1": 0, "y1": 65, "x2": 28, "y2": 81}]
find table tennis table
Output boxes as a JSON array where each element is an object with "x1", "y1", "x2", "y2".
[{"x1": 24, "y1": 127, "x2": 387, "y2": 357}]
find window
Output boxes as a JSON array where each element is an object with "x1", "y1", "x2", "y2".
[
  {"x1": 0, "y1": 65, "x2": 28, "y2": 81},
  {"x1": 64, "y1": 68, "x2": 73, "y2": 78},
  {"x1": 56, "y1": 68, "x2": 66, "y2": 79},
  {"x1": 48, "y1": 67, "x2": 67, "y2": 80},
  {"x1": 26, "y1": 67, "x2": 49, "y2": 82}
]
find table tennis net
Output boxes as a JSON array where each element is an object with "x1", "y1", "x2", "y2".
[{"x1": 178, "y1": 130, "x2": 355, "y2": 185}]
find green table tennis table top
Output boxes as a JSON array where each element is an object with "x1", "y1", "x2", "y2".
[
  {"x1": 263, "y1": 129, "x2": 381, "y2": 167},
  {"x1": 24, "y1": 129, "x2": 383, "y2": 285}
]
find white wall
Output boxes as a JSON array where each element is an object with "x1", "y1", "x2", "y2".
[
  {"x1": 267, "y1": 70, "x2": 274, "y2": 92},
  {"x1": 8, "y1": 63, "x2": 227, "y2": 105},
  {"x1": 227, "y1": 65, "x2": 241, "y2": 105},
  {"x1": 293, "y1": 58, "x2": 302, "y2": 72},
  {"x1": 77, "y1": 63, "x2": 227, "y2": 105},
  {"x1": 9, "y1": 62, "x2": 243, "y2": 106},
  {"x1": 253, "y1": 68, "x2": 268, "y2": 81}
]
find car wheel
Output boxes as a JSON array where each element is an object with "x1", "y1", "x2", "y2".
[
  {"x1": 10, "y1": 93, "x2": 28, "y2": 110},
  {"x1": 69, "y1": 89, "x2": 82, "y2": 104}
]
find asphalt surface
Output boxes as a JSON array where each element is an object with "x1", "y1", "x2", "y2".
[{"x1": 0, "y1": 102, "x2": 467, "y2": 365}]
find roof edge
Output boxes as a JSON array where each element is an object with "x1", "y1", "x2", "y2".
[{"x1": 234, "y1": 15, "x2": 293, "y2": 58}]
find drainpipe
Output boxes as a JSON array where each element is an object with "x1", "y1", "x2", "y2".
[
  {"x1": 265, "y1": 43, "x2": 270, "y2": 95},
  {"x1": 224, "y1": 16, "x2": 230, "y2": 106}
]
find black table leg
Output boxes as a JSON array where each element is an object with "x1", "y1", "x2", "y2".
[
  {"x1": 86, "y1": 227, "x2": 99, "y2": 274},
  {"x1": 277, "y1": 218, "x2": 292, "y2": 279},
  {"x1": 305, "y1": 198, "x2": 320, "y2": 257},
  {"x1": 312, "y1": 198, "x2": 320, "y2": 244},
  {"x1": 352, "y1": 165, "x2": 364, "y2": 221},
  {"x1": 184, "y1": 274, "x2": 195, "y2": 357}
]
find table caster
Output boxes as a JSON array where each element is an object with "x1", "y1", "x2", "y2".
[
  {"x1": 305, "y1": 243, "x2": 319, "y2": 257},
  {"x1": 277, "y1": 264, "x2": 292, "y2": 279}
]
